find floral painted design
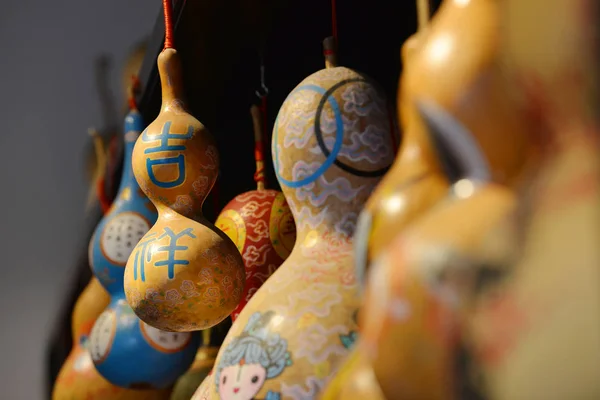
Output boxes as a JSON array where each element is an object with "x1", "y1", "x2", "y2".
[
  {"x1": 198, "y1": 268, "x2": 213, "y2": 285},
  {"x1": 180, "y1": 280, "x2": 201, "y2": 297},
  {"x1": 193, "y1": 176, "x2": 209, "y2": 198},
  {"x1": 165, "y1": 289, "x2": 184, "y2": 306}
]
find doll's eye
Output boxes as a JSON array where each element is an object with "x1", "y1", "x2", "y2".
[{"x1": 251, "y1": 375, "x2": 259, "y2": 384}]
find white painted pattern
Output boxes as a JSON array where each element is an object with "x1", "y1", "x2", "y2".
[
  {"x1": 100, "y1": 212, "x2": 150, "y2": 266},
  {"x1": 140, "y1": 321, "x2": 191, "y2": 353},
  {"x1": 89, "y1": 309, "x2": 117, "y2": 363}
]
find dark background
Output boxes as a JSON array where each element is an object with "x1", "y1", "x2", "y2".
[{"x1": 1, "y1": 0, "x2": 440, "y2": 398}]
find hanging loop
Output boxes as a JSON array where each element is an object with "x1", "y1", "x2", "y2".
[{"x1": 255, "y1": 60, "x2": 269, "y2": 98}]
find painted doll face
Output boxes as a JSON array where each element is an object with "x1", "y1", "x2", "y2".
[{"x1": 218, "y1": 363, "x2": 267, "y2": 400}]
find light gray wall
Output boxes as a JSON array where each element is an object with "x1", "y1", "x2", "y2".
[{"x1": 0, "y1": 1, "x2": 157, "y2": 398}]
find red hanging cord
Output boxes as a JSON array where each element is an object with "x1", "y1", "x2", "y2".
[
  {"x1": 163, "y1": 0, "x2": 175, "y2": 49},
  {"x1": 331, "y1": 0, "x2": 338, "y2": 45},
  {"x1": 128, "y1": 75, "x2": 140, "y2": 111},
  {"x1": 253, "y1": 58, "x2": 268, "y2": 189},
  {"x1": 254, "y1": 97, "x2": 267, "y2": 187},
  {"x1": 97, "y1": 177, "x2": 111, "y2": 214}
]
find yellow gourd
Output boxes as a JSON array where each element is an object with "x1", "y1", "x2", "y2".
[
  {"x1": 124, "y1": 0, "x2": 245, "y2": 332},
  {"x1": 194, "y1": 37, "x2": 395, "y2": 400}
]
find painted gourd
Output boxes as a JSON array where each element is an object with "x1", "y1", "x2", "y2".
[
  {"x1": 193, "y1": 37, "x2": 395, "y2": 400},
  {"x1": 353, "y1": 29, "x2": 447, "y2": 288},
  {"x1": 215, "y1": 105, "x2": 296, "y2": 322},
  {"x1": 88, "y1": 106, "x2": 200, "y2": 389},
  {"x1": 356, "y1": 102, "x2": 516, "y2": 400},
  {"x1": 321, "y1": 25, "x2": 432, "y2": 400},
  {"x1": 352, "y1": 1, "x2": 540, "y2": 398},
  {"x1": 53, "y1": 278, "x2": 171, "y2": 399},
  {"x1": 468, "y1": 0, "x2": 600, "y2": 398},
  {"x1": 171, "y1": 330, "x2": 219, "y2": 400},
  {"x1": 124, "y1": 46, "x2": 245, "y2": 333},
  {"x1": 355, "y1": 0, "x2": 539, "y2": 286}
]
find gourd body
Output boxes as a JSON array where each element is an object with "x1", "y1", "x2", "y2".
[
  {"x1": 354, "y1": 1, "x2": 539, "y2": 398},
  {"x1": 89, "y1": 109, "x2": 200, "y2": 389},
  {"x1": 53, "y1": 279, "x2": 171, "y2": 399},
  {"x1": 360, "y1": 180, "x2": 516, "y2": 400},
  {"x1": 194, "y1": 66, "x2": 395, "y2": 400},
  {"x1": 215, "y1": 189, "x2": 296, "y2": 321},
  {"x1": 124, "y1": 49, "x2": 245, "y2": 332},
  {"x1": 469, "y1": 0, "x2": 600, "y2": 398}
]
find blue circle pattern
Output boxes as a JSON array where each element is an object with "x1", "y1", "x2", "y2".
[{"x1": 274, "y1": 84, "x2": 344, "y2": 188}]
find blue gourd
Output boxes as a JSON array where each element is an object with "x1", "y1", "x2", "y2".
[{"x1": 88, "y1": 108, "x2": 200, "y2": 389}]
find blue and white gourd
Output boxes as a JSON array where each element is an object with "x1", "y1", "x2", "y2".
[{"x1": 88, "y1": 109, "x2": 200, "y2": 389}]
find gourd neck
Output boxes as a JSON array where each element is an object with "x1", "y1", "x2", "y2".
[
  {"x1": 117, "y1": 110, "x2": 143, "y2": 194},
  {"x1": 158, "y1": 48, "x2": 187, "y2": 112},
  {"x1": 323, "y1": 36, "x2": 338, "y2": 69}
]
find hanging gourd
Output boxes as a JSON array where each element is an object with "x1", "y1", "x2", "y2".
[
  {"x1": 354, "y1": 0, "x2": 539, "y2": 288},
  {"x1": 88, "y1": 78, "x2": 200, "y2": 389},
  {"x1": 123, "y1": 0, "x2": 245, "y2": 333},
  {"x1": 193, "y1": 33, "x2": 395, "y2": 399},
  {"x1": 331, "y1": 0, "x2": 543, "y2": 397},
  {"x1": 52, "y1": 278, "x2": 108, "y2": 398},
  {"x1": 469, "y1": 0, "x2": 600, "y2": 398},
  {"x1": 53, "y1": 278, "x2": 172, "y2": 399},
  {"x1": 356, "y1": 102, "x2": 516, "y2": 400},
  {"x1": 215, "y1": 99, "x2": 296, "y2": 322},
  {"x1": 323, "y1": 2, "x2": 442, "y2": 397},
  {"x1": 353, "y1": 0, "x2": 446, "y2": 288}
]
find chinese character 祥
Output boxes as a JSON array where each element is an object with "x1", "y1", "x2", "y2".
[
  {"x1": 143, "y1": 121, "x2": 194, "y2": 189},
  {"x1": 154, "y1": 227, "x2": 197, "y2": 279},
  {"x1": 132, "y1": 233, "x2": 158, "y2": 282}
]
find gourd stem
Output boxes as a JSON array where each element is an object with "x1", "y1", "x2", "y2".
[
  {"x1": 163, "y1": 0, "x2": 175, "y2": 50},
  {"x1": 417, "y1": 0, "x2": 430, "y2": 33},
  {"x1": 323, "y1": 36, "x2": 338, "y2": 69},
  {"x1": 202, "y1": 328, "x2": 211, "y2": 347}
]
